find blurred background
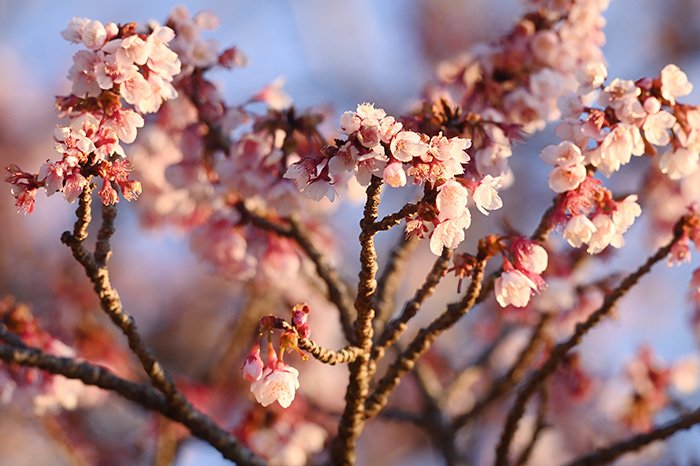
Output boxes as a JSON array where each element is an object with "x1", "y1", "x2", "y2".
[{"x1": 1, "y1": 1, "x2": 700, "y2": 465}]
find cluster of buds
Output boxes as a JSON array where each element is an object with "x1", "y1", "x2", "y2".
[
  {"x1": 494, "y1": 238, "x2": 549, "y2": 308},
  {"x1": 241, "y1": 305, "x2": 311, "y2": 409},
  {"x1": 5, "y1": 16, "x2": 183, "y2": 212}
]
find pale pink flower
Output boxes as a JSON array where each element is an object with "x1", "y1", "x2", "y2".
[
  {"x1": 339, "y1": 112, "x2": 361, "y2": 135},
  {"x1": 38, "y1": 162, "x2": 65, "y2": 195},
  {"x1": 658, "y1": 147, "x2": 699, "y2": 180},
  {"x1": 436, "y1": 180, "x2": 469, "y2": 221},
  {"x1": 382, "y1": 162, "x2": 407, "y2": 187},
  {"x1": 120, "y1": 72, "x2": 152, "y2": 107},
  {"x1": 390, "y1": 131, "x2": 428, "y2": 162},
  {"x1": 586, "y1": 214, "x2": 616, "y2": 254},
  {"x1": 355, "y1": 103, "x2": 386, "y2": 121},
  {"x1": 549, "y1": 162, "x2": 587, "y2": 192},
  {"x1": 540, "y1": 141, "x2": 584, "y2": 166},
  {"x1": 429, "y1": 135, "x2": 471, "y2": 163},
  {"x1": 643, "y1": 110, "x2": 676, "y2": 146},
  {"x1": 429, "y1": 211, "x2": 471, "y2": 255},
  {"x1": 68, "y1": 50, "x2": 102, "y2": 98},
  {"x1": 514, "y1": 242, "x2": 548, "y2": 275},
  {"x1": 612, "y1": 195, "x2": 642, "y2": 232},
  {"x1": 576, "y1": 62, "x2": 607, "y2": 92},
  {"x1": 81, "y1": 20, "x2": 107, "y2": 50},
  {"x1": 242, "y1": 345, "x2": 264, "y2": 383},
  {"x1": 284, "y1": 159, "x2": 318, "y2": 189},
  {"x1": 302, "y1": 179, "x2": 337, "y2": 202},
  {"x1": 472, "y1": 175, "x2": 503, "y2": 215},
  {"x1": 564, "y1": 214, "x2": 597, "y2": 248},
  {"x1": 660, "y1": 64, "x2": 693, "y2": 104},
  {"x1": 250, "y1": 362, "x2": 300, "y2": 408},
  {"x1": 63, "y1": 172, "x2": 88, "y2": 203},
  {"x1": 61, "y1": 17, "x2": 90, "y2": 43},
  {"x1": 118, "y1": 34, "x2": 150, "y2": 66},
  {"x1": 103, "y1": 108, "x2": 145, "y2": 144},
  {"x1": 495, "y1": 270, "x2": 538, "y2": 308},
  {"x1": 378, "y1": 116, "x2": 403, "y2": 143}
]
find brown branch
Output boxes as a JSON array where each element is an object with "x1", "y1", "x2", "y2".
[
  {"x1": 0, "y1": 340, "x2": 265, "y2": 466},
  {"x1": 371, "y1": 202, "x2": 419, "y2": 232},
  {"x1": 298, "y1": 338, "x2": 362, "y2": 365},
  {"x1": 363, "y1": 245, "x2": 489, "y2": 420},
  {"x1": 235, "y1": 201, "x2": 355, "y2": 342},
  {"x1": 373, "y1": 235, "x2": 419, "y2": 334},
  {"x1": 564, "y1": 404, "x2": 700, "y2": 466},
  {"x1": 452, "y1": 313, "x2": 551, "y2": 429},
  {"x1": 493, "y1": 215, "x2": 692, "y2": 466},
  {"x1": 515, "y1": 387, "x2": 549, "y2": 466},
  {"x1": 332, "y1": 176, "x2": 383, "y2": 466},
  {"x1": 371, "y1": 247, "x2": 453, "y2": 364}
]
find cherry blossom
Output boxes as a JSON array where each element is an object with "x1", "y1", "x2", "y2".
[{"x1": 495, "y1": 270, "x2": 538, "y2": 308}]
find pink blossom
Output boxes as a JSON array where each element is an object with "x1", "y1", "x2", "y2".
[
  {"x1": 103, "y1": 109, "x2": 145, "y2": 144},
  {"x1": 549, "y1": 162, "x2": 587, "y2": 193},
  {"x1": 564, "y1": 214, "x2": 597, "y2": 248},
  {"x1": 436, "y1": 180, "x2": 469, "y2": 221},
  {"x1": 340, "y1": 112, "x2": 361, "y2": 135},
  {"x1": 61, "y1": 17, "x2": 90, "y2": 44},
  {"x1": 383, "y1": 162, "x2": 407, "y2": 188},
  {"x1": 612, "y1": 195, "x2": 642, "y2": 232},
  {"x1": 250, "y1": 362, "x2": 300, "y2": 408},
  {"x1": 495, "y1": 270, "x2": 538, "y2": 308},
  {"x1": 643, "y1": 110, "x2": 675, "y2": 146},
  {"x1": 68, "y1": 50, "x2": 102, "y2": 98},
  {"x1": 38, "y1": 162, "x2": 65, "y2": 195},
  {"x1": 660, "y1": 64, "x2": 693, "y2": 104},
  {"x1": 540, "y1": 141, "x2": 584, "y2": 166},
  {"x1": 576, "y1": 62, "x2": 607, "y2": 92},
  {"x1": 390, "y1": 131, "x2": 428, "y2": 162},
  {"x1": 81, "y1": 20, "x2": 107, "y2": 50},
  {"x1": 472, "y1": 175, "x2": 503, "y2": 215},
  {"x1": 429, "y1": 211, "x2": 471, "y2": 255},
  {"x1": 513, "y1": 240, "x2": 548, "y2": 275},
  {"x1": 242, "y1": 345, "x2": 264, "y2": 383},
  {"x1": 586, "y1": 214, "x2": 616, "y2": 254},
  {"x1": 658, "y1": 147, "x2": 699, "y2": 180}
]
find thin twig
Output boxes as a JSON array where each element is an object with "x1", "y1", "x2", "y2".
[
  {"x1": 371, "y1": 203, "x2": 419, "y2": 233},
  {"x1": 331, "y1": 176, "x2": 383, "y2": 466},
  {"x1": 364, "y1": 246, "x2": 489, "y2": 420},
  {"x1": 514, "y1": 387, "x2": 549, "y2": 466},
  {"x1": 298, "y1": 338, "x2": 362, "y2": 365},
  {"x1": 563, "y1": 404, "x2": 700, "y2": 466},
  {"x1": 373, "y1": 235, "x2": 419, "y2": 334},
  {"x1": 452, "y1": 313, "x2": 551, "y2": 430},
  {"x1": 493, "y1": 215, "x2": 692, "y2": 466},
  {"x1": 372, "y1": 248, "x2": 453, "y2": 363}
]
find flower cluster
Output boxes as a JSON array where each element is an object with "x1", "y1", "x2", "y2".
[
  {"x1": 286, "y1": 103, "x2": 505, "y2": 255},
  {"x1": 5, "y1": 16, "x2": 182, "y2": 212},
  {"x1": 431, "y1": 0, "x2": 609, "y2": 180},
  {"x1": 494, "y1": 238, "x2": 548, "y2": 308},
  {"x1": 242, "y1": 307, "x2": 311, "y2": 409}
]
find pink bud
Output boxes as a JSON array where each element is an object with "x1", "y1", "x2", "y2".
[{"x1": 242, "y1": 345, "x2": 264, "y2": 383}]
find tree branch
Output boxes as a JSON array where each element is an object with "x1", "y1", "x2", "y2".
[
  {"x1": 371, "y1": 202, "x2": 419, "y2": 233},
  {"x1": 564, "y1": 404, "x2": 700, "y2": 466},
  {"x1": 332, "y1": 176, "x2": 383, "y2": 466},
  {"x1": 373, "y1": 235, "x2": 419, "y2": 334}
]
